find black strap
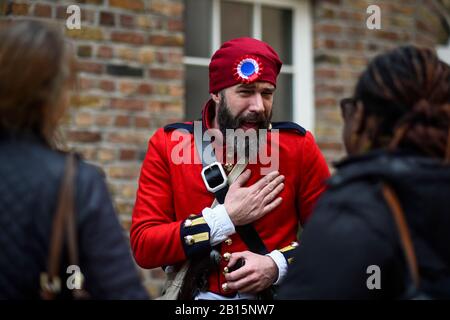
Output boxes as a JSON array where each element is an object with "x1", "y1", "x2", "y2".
[
  {"x1": 194, "y1": 122, "x2": 269, "y2": 255},
  {"x1": 235, "y1": 225, "x2": 269, "y2": 255}
]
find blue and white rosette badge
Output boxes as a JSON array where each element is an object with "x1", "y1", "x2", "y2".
[{"x1": 233, "y1": 55, "x2": 263, "y2": 83}]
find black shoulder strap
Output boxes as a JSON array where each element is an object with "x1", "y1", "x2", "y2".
[
  {"x1": 194, "y1": 122, "x2": 269, "y2": 255},
  {"x1": 271, "y1": 121, "x2": 307, "y2": 136}
]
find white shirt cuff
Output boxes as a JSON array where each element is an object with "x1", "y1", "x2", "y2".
[
  {"x1": 266, "y1": 250, "x2": 288, "y2": 285},
  {"x1": 202, "y1": 204, "x2": 236, "y2": 246}
]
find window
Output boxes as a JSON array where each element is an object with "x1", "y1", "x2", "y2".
[{"x1": 184, "y1": 0, "x2": 315, "y2": 131}]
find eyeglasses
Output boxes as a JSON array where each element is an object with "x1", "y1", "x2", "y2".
[{"x1": 339, "y1": 97, "x2": 357, "y2": 118}]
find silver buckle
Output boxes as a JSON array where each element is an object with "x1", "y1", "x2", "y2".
[{"x1": 201, "y1": 161, "x2": 228, "y2": 193}]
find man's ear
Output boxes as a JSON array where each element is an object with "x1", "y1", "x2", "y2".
[{"x1": 211, "y1": 92, "x2": 221, "y2": 104}]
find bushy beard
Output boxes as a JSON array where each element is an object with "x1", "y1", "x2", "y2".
[{"x1": 216, "y1": 94, "x2": 272, "y2": 162}]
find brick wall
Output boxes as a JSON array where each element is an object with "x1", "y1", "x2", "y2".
[
  {"x1": 1, "y1": 0, "x2": 449, "y2": 299},
  {"x1": 0, "y1": 0, "x2": 184, "y2": 298},
  {"x1": 313, "y1": 0, "x2": 450, "y2": 165}
]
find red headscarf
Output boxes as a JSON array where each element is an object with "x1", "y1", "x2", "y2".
[{"x1": 209, "y1": 37, "x2": 283, "y2": 94}]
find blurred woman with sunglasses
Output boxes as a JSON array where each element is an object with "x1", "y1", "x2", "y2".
[
  {"x1": 278, "y1": 46, "x2": 450, "y2": 299},
  {"x1": 0, "y1": 21, "x2": 148, "y2": 299}
]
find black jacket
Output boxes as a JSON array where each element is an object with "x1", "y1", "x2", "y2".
[
  {"x1": 278, "y1": 151, "x2": 450, "y2": 299},
  {"x1": 0, "y1": 133, "x2": 148, "y2": 299}
]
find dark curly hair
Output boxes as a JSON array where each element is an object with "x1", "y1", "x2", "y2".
[{"x1": 354, "y1": 46, "x2": 450, "y2": 162}]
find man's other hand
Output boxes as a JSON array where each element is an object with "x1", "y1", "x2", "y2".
[{"x1": 223, "y1": 251, "x2": 278, "y2": 294}]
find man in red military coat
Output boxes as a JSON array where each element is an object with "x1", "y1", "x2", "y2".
[{"x1": 131, "y1": 37, "x2": 330, "y2": 300}]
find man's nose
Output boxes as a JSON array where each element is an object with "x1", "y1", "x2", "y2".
[{"x1": 248, "y1": 93, "x2": 265, "y2": 113}]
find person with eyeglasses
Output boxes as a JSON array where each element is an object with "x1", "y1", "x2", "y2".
[{"x1": 278, "y1": 46, "x2": 450, "y2": 299}]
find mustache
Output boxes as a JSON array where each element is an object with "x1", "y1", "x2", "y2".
[{"x1": 235, "y1": 113, "x2": 268, "y2": 128}]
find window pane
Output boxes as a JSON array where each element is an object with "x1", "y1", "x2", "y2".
[
  {"x1": 185, "y1": 0, "x2": 212, "y2": 57},
  {"x1": 185, "y1": 65, "x2": 210, "y2": 121},
  {"x1": 262, "y1": 7, "x2": 292, "y2": 65},
  {"x1": 271, "y1": 73, "x2": 293, "y2": 121},
  {"x1": 221, "y1": 1, "x2": 253, "y2": 43}
]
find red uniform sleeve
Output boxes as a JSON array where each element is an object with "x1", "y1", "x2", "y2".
[
  {"x1": 297, "y1": 131, "x2": 330, "y2": 226},
  {"x1": 130, "y1": 129, "x2": 188, "y2": 269}
]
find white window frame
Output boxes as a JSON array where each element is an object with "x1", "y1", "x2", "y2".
[{"x1": 184, "y1": 0, "x2": 315, "y2": 132}]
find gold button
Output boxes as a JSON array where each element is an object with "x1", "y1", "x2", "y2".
[
  {"x1": 268, "y1": 122, "x2": 272, "y2": 130},
  {"x1": 223, "y1": 252, "x2": 231, "y2": 261},
  {"x1": 224, "y1": 163, "x2": 233, "y2": 172},
  {"x1": 222, "y1": 283, "x2": 228, "y2": 291},
  {"x1": 184, "y1": 235, "x2": 194, "y2": 245},
  {"x1": 291, "y1": 241, "x2": 299, "y2": 247},
  {"x1": 225, "y1": 238, "x2": 232, "y2": 245},
  {"x1": 184, "y1": 219, "x2": 192, "y2": 227},
  {"x1": 223, "y1": 267, "x2": 229, "y2": 274}
]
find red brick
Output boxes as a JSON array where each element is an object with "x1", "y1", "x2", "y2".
[
  {"x1": 168, "y1": 19, "x2": 183, "y2": 32},
  {"x1": 110, "y1": 0, "x2": 145, "y2": 12},
  {"x1": 100, "y1": 11, "x2": 115, "y2": 26},
  {"x1": 111, "y1": 98, "x2": 145, "y2": 111},
  {"x1": 135, "y1": 116, "x2": 151, "y2": 128},
  {"x1": 119, "y1": 149, "x2": 138, "y2": 161},
  {"x1": 107, "y1": 165, "x2": 141, "y2": 179},
  {"x1": 99, "y1": 80, "x2": 115, "y2": 92},
  {"x1": 120, "y1": 14, "x2": 135, "y2": 28},
  {"x1": 107, "y1": 132, "x2": 148, "y2": 144},
  {"x1": 66, "y1": 130, "x2": 101, "y2": 143},
  {"x1": 169, "y1": 85, "x2": 184, "y2": 97},
  {"x1": 74, "y1": 112, "x2": 94, "y2": 127},
  {"x1": 34, "y1": 3, "x2": 52, "y2": 17},
  {"x1": 111, "y1": 31, "x2": 145, "y2": 45},
  {"x1": 315, "y1": 84, "x2": 345, "y2": 95},
  {"x1": 148, "y1": 101, "x2": 163, "y2": 112},
  {"x1": 78, "y1": 77, "x2": 96, "y2": 90},
  {"x1": 12, "y1": 3, "x2": 29, "y2": 15},
  {"x1": 76, "y1": 61, "x2": 104, "y2": 74},
  {"x1": 95, "y1": 114, "x2": 114, "y2": 126},
  {"x1": 161, "y1": 102, "x2": 183, "y2": 114},
  {"x1": 315, "y1": 98, "x2": 338, "y2": 108},
  {"x1": 115, "y1": 115, "x2": 131, "y2": 127},
  {"x1": 119, "y1": 81, "x2": 138, "y2": 95},
  {"x1": 150, "y1": 68, "x2": 183, "y2": 80},
  {"x1": 149, "y1": 34, "x2": 184, "y2": 47},
  {"x1": 97, "y1": 46, "x2": 113, "y2": 59},
  {"x1": 138, "y1": 83, "x2": 153, "y2": 95},
  {"x1": 375, "y1": 31, "x2": 400, "y2": 41},
  {"x1": 156, "y1": 51, "x2": 183, "y2": 64},
  {"x1": 315, "y1": 68, "x2": 337, "y2": 78},
  {"x1": 315, "y1": 24, "x2": 342, "y2": 34}
]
